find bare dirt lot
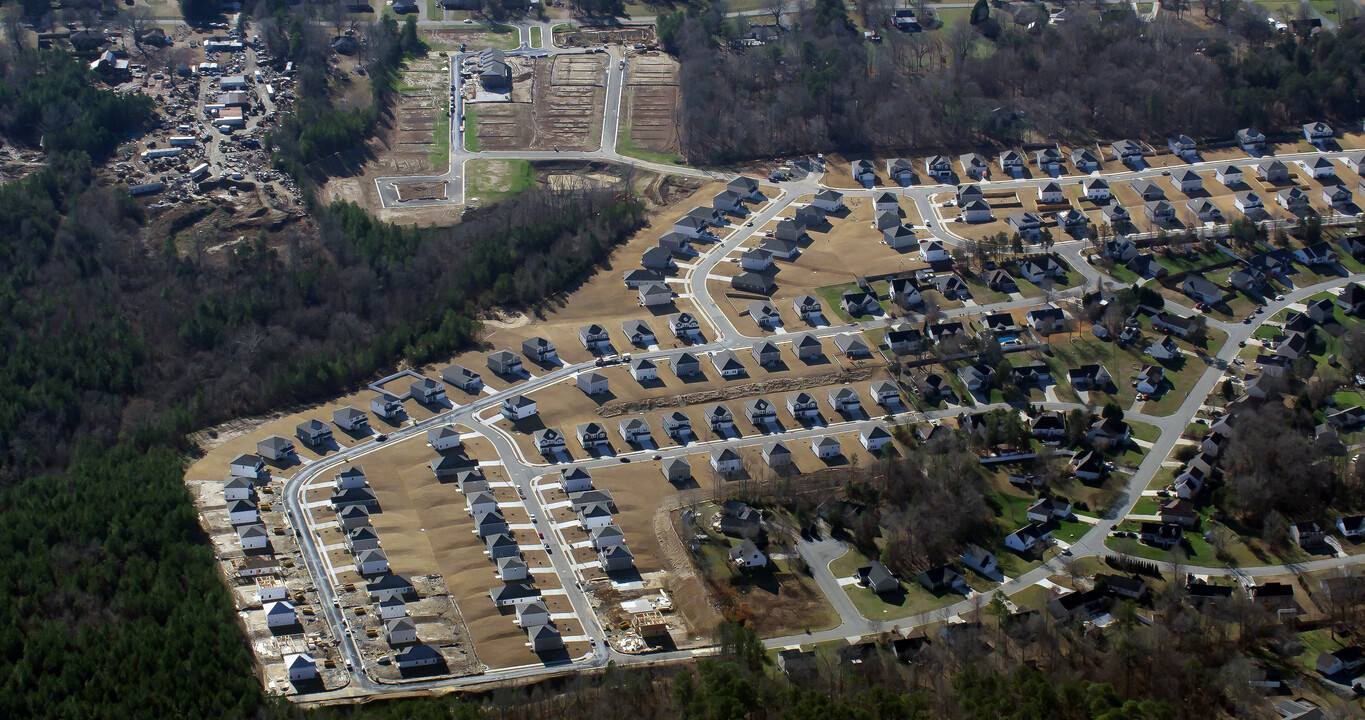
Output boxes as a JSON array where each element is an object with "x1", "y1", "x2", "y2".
[
  {"x1": 622, "y1": 53, "x2": 680, "y2": 156},
  {"x1": 395, "y1": 181, "x2": 448, "y2": 202},
  {"x1": 553, "y1": 25, "x2": 655, "y2": 48},
  {"x1": 476, "y1": 55, "x2": 606, "y2": 152}
]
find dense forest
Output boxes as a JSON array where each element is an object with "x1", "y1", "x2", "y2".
[
  {"x1": 0, "y1": 49, "x2": 155, "y2": 160},
  {"x1": 659, "y1": 0, "x2": 1365, "y2": 163}
]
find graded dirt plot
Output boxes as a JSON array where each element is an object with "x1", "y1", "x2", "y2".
[
  {"x1": 553, "y1": 25, "x2": 655, "y2": 48},
  {"x1": 421, "y1": 27, "x2": 520, "y2": 52},
  {"x1": 622, "y1": 54, "x2": 680, "y2": 156},
  {"x1": 395, "y1": 181, "x2": 449, "y2": 202},
  {"x1": 475, "y1": 55, "x2": 606, "y2": 152},
  {"x1": 473, "y1": 102, "x2": 531, "y2": 150}
]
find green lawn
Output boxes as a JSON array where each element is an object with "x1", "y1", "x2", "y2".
[
  {"x1": 427, "y1": 0, "x2": 442, "y2": 18},
  {"x1": 530, "y1": 26, "x2": 542, "y2": 48},
  {"x1": 465, "y1": 159, "x2": 534, "y2": 203},
  {"x1": 1102, "y1": 260, "x2": 1142, "y2": 286},
  {"x1": 617, "y1": 114, "x2": 687, "y2": 166},
  {"x1": 462, "y1": 104, "x2": 481, "y2": 152},
  {"x1": 429, "y1": 101, "x2": 450, "y2": 168},
  {"x1": 935, "y1": 6, "x2": 972, "y2": 27},
  {"x1": 963, "y1": 277, "x2": 1011, "y2": 305},
  {"x1": 1052, "y1": 519, "x2": 1091, "y2": 545},
  {"x1": 815, "y1": 282, "x2": 890, "y2": 322}
]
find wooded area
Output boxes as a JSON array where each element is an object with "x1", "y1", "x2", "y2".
[
  {"x1": 0, "y1": 49, "x2": 154, "y2": 160},
  {"x1": 661, "y1": 1, "x2": 1365, "y2": 163}
]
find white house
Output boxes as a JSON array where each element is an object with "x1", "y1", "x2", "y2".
[
  {"x1": 920, "y1": 241, "x2": 950, "y2": 263},
  {"x1": 370, "y1": 393, "x2": 402, "y2": 420},
  {"x1": 559, "y1": 467, "x2": 593, "y2": 493},
  {"x1": 829, "y1": 386, "x2": 861, "y2": 413},
  {"x1": 1215, "y1": 165, "x2": 1243, "y2": 186},
  {"x1": 386, "y1": 617, "x2": 419, "y2": 646},
  {"x1": 1037, "y1": 182, "x2": 1066, "y2": 204},
  {"x1": 264, "y1": 601, "x2": 297, "y2": 628},
  {"x1": 356, "y1": 548, "x2": 390, "y2": 576},
  {"x1": 333, "y1": 406, "x2": 369, "y2": 432},
  {"x1": 860, "y1": 425, "x2": 893, "y2": 452},
  {"x1": 870, "y1": 380, "x2": 900, "y2": 407},
  {"x1": 729, "y1": 540, "x2": 767, "y2": 569},
  {"x1": 1234, "y1": 192, "x2": 1263, "y2": 215},
  {"x1": 1170, "y1": 170, "x2": 1202, "y2": 195},
  {"x1": 516, "y1": 600, "x2": 552, "y2": 629},
  {"x1": 1303, "y1": 121, "x2": 1334, "y2": 145},
  {"x1": 710, "y1": 447, "x2": 743, "y2": 474},
  {"x1": 257, "y1": 436, "x2": 294, "y2": 461},
  {"x1": 959, "y1": 544, "x2": 998, "y2": 575},
  {"x1": 427, "y1": 426, "x2": 463, "y2": 452},
  {"x1": 335, "y1": 464, "x2": 368, "y2": 489},
  {"x1": 639, "y1": 283, "x2": 673, "y2": 307},
  {"x1": 874, "y1": 191, "x2": 899, "y2": 213},
  {"x1": 619, "y1": 417, "x2": 651, "y2": 445},
  {"x1": 577, "y1": 371, "x2": 610, "y2": 396},
  {"x1": 1308, "y1": 156, "x2": 1336, "y2": 179},
  {"x1": 1084, "y1": 178, "x2": 1110, "y2": 201},
  {"x1": 501, "y1": 394, "x2": 538, "y2": 421},
  {"x1": 577, "y1": 422, "x2": 610, "y2": 450},
  {"x1": 237, "y1": 523, "x2": 269, "y2": 551},
  {"x1": 224, "y1": 476, "x2": 254, "y2": 501},
  {"x1": 229, "y1": 453, "x2": 265, "y2": 479},
  {"x1": 740, "y1": 248, "x2": 775, "y2": 272},
  {"x1": 394, "y1": 645, "x2": 443, "y2": 669},
  {"x1": 227, "y1": 499, "x2": 259, "y2": 526},
  {"x1": 409, "y1": 377, "x2": 446, "y2": 404},
  {"x1": 285, "y1": 653, "x2": 317, "y2": 682},
  {"x1": 630, "y1": 357, "x2": 658, "y2": 382},
  {"x1": 787, "y1": 391, "x2": 820, "y2": 421},
  {"x1": 812, "y1": 189, "x2": 845, "y2": 213},
  {"x1": 811, "y1": 436, "x2": 841, "y2": 459}
]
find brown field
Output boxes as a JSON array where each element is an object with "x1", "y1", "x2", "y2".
[
  {"x1": 395, "y1": 181, "x2": 448, "y2": 201},
  {"x1": 553, "y1": 25, "x2": 655, "y2": 48},
  {"x1": 476, "y1": 55, "x2": 606, "y2": 152},
  {"x1": 622, "y1": 54, "x2": 680, "y2": 155}
]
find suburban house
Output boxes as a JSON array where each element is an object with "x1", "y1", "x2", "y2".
[
  {"x1": 658, "y1": 232, "x2": 693, "y2": 256},
  {"x1": 1139, "y1": 522, "x2": 1182, "y2": 549},
  {"x1": 1072, "y1": 148, "x2": 1101, "y2": 172},
  {"x1": 598, "y1": 544, "x2": 635, "y2": 572},
  {"x1": 296, "y1": 419, "x2": 333, "y2": 447},
  {"x1": 662, "y1": 457, "x2": 692, "y2": 482},
  {"x1": 1006, "y1": 523, "x2": 1052, "y2": 553},
  {"x1": 1181, "y1": 275, "x2": 1225, "y2": 305},
  {"x1": 257, "y1": 435, "x2": 294, "y2": 461},
  {"x1": 960, "y1": 153, "x2": 990, "y2": 180},
  {"x1": 745, "y1": 398, "x2": 778, "y2": 425},
  {"x1": 427, "y1": 426, "x2": 463, "y2": 452},
  {"x1": 917, "y1": 565, "x2": 962, "y2": 594},
  {"x1": 998, "y1": 150, "x2": 1025, "y2": 176},
  {"x1": 500, "y1": 394, "x2": 537, "y2": 422},
  {"x1": 1308, "y1": 156, "x2": 1336, "y2": 179},
  {"x1": 1158, "y1": 498, "x2": 1199, "y2": 528},
  {"x1": 1277, "y1": 187, "x2": 1311, "y2": 212},
  {"x1": 834, "y1": 334, "x2": 872, "y2": 358},
  {"x1": 707, "y1": 404, "x2": 734, "y2": 432},
  {"x1": 1337, "y1": 516, "x2": 1365, "y2": 539},
  {"x1": 958, "y1": 364, "x2": 995, "y2": 393},
  {"x1": 851, "y1": 160, "x2": 877, "y2": 186},
  {"x1": 1234, "y1": 191, "x2": 1264, "y2": 216},
  {"x1": 440, "y1": 364, "x2": 483, "y2": 392},
  {"x1": 1102, "y1": 203, "x2": 1131, "y2": 228},
  {"x1": 1152, "y1": 312, "x2": 1192, "y2": 337},
  {"x1": 622, "y1": 319, "x2": 655, "y2": 346},
  {"x1": 793, "y1": 333, "x2": 824, "y2": 360},
  {"x1": 1337, "y1": 283, "x2": 1365, "y2": 314},
  {"x1": 871, "y1": 381, "x2": 900, "y2": 407},
  {"x1": 732, "y1": 272, "x2": 777, "y2": 295},
  {"x1": 393, "y1": 645, "x2": 442, "y2": 670},
  {"x1": 1315, "y1": 647, "x2": 1365, "y2": 677},
  {"x1": 812, "y1": 436, "x2": 842, "y2": 459},
  {"x1": 1167, "y1": 135, "x2": 1198, "y2": 160},
  {"x1": 1037, "y1": 182, "x2": 1066, "y2": 204},
  {"x1": 333, "y1": 406, "x2": 369, "y2": 432},
  {"x1": 1036, "y1": 147, "x2": 1063, "y2": 173},
  {"x1": 285, "y1": 654, "x2": 317, "y2": 683},
  {"x1": 576, "y1": 502, "x2": 613, "y2": 530},
  {"x1": 429, "y1": 454, "x2": 476, "y2": 478},
  {"x1": 762, "y1": 441, "x2": 793, "y2": 469},
  {"x1": 1111, "y1": 139, "x2": 1143, "y2": 164},
  {"x1": 1290, "y1": 520, "x2": 1328, "y2": 548},
  {"x1": 668, "y1": 312, "x2": 700, "y2": 337},
  {"x1": 711, "y1": 349, "x2": 746, "y2": 377},
  {"x1": 840, "y1": 290, "x2": 879, "y2": 316},
  {"x1": 740, "y1": 248, "x2": 775, "y2": 272},
  {"x1": 986, "y1": 269, "x2": 1018, "y2": 293},
  {"x1": 576, "y1": 370, "x2": 610, "y2": 396},
  {"x1": 409, "y1": 377, "x2": 446, "y2": 404},
  {"x1": 625, "y1": 270, "x2": 666, "y2": 289},
  {"x1": 534, "y1": 428, "x2": 566, "y2": 455},
  {"x1": 920, "y1": 241, "x2": 950, "y2": 263},
  {"x1": 926, "y1": 320, "x2": 966, "y2": 345},
  {"x1": 1215, "y1": 165, "x2": 1243, "y2": 186},
  {"x1": 1257, "y1": 160, "x2": 1290, "y2": 183},
  {"x1": 925, "y1": 154, "x2": 952, "y2": 181},
  {"x1": 630, "y1": 357, "x2": 658, "y2": 382},
  {"x1": 528, "y1": 624, "x2": 564, "y2": 654},
  {"x1": 237, "y1": 523, "x2": 269, "y2": 551},
  {"x1": 713, "y1": 189, "x2": 745, "y2": 213},
  {"x1": 933, "y1": 274, "x2": 969, "y2": 300},
  {"x1": 1149, "y1": 335, "x2": 1181, "y2": 361},
  {"x1": 487, "y1": 349, "x2": 523, "y2": 376},
  {"x1": 673, "y1": 352, "x2": 701, "y2": 377},
  {"x1": 856, "y1": 562, "x2": 899, "y2": 593},
  {"x1": 224, "y1": 476, "x2": 255, "y2": 501},
  {"x1": 369, "y1": 393, "x2": 403, "y2": 420},
  {"x1": 1349, "y1": 152, "x2": 1365, "y2": 174},
  {"x1": 1026, "y1": 306, "x2": 1066, "y2": 334},
  {"x1": 960, "y1": 198, "x2": 993, "y2": 224},
  {"x1": 1305, "y1": 295, "x2": 1336, "y2": 321},
  {"x1": 729, "y1": 176, "x2": 762, "y2": 201},
  {"x1": 264, "y1": 600, "x2": 297, "y2": 629},
  {"x1": 1129, "y1": 179, "x2": 1165, "y2": 201},
  {"x1": 812, "y1": 189, "x2": 845, "y2": 212},
  {"x1": 793, "y1": 294, "x2": 823, "y2": 322},
  {"x1": 1143, "y1": 200, "x2": 1176, "y2": 224},
  {"x1": 386, "y1": 617, "x2": 418, "y2": 646},
  {"x1": 887, "y1": 325, "x2": 923, "y2": 355},
  {"x1": 829, "y1": 386, "x2": 862, "y2": 413},
  {"x1": 750, "y1": 340, "x2": 781, "y2": 366},
  {"x1": 1030, "y1": 410, "x2": 1066, "y2": 440},
  {"x1": 874, "y1": 191, "x2": 899, "y2": 213},
  {"x1": 889, "y1": 158, "x2": 916, "y2": 185},
  {"x1": 1125, "y1": 253, "x2": 1166, "y2": 280},
  {"x1": 1056, "y1": 209, "x2": 1088, "y2": 233},
  {"x1": 960, "y1": 544, "x2": 998, "y2": 575},
  {"x1": 229, "y1": 453, "x2": 266, "y2": 480},
  {"x1": 576, "y1": 422, "x2": 610, "y2": 451},
  {"x1": 1007, "y1": 212, "x2": 1042, "y2": 240},
  {"x1": 1021, "y1": 256, "x2": 1064, "y2": 282},
  {"x1": 1170, "y1": 169, "x2": 1202, "y2": 194},
  {"x1": 521, "y1": 337, "x2": 556, "y2": 365},
  {"x1": 1236, "y1": 127, "x2": 1265, "y2": 153},
  {"x1": 860, "y1": 425, "x2": 893, "y2": 452},
  {"x1": 356, "y1": 548, "x2": 390, "y2": 575},
  {"x1": 1027, "y1": 497, "x2": 1072, "y2": 523},
  {"x1": 1069, "y1": 451, "x2": 1105, "y2": 481},
  {"x1": 710, "y1": 448, "x2": 743, "y2": 474},
  {"x1": 1135, "y1": 365, "x2": 1165, "y2": 395},
  {"x1": 1324, "y1": 185, "x2": 1353, "y2": 207},
  {"x1": 1230, "y1": 267, "x2": 1264, "y2": 292},
  {"x1": 885, "y1": 224, "x2": 919, "y2": 249},
  {"x1": 579, "y1": 323, "x2": 611, "y2": 351},
  {"x1": 1303, "y1": 120, "x2": 1334, "y2": 145},
  {"x1": 729, "y1": 540, "x2": 767, "y2": 569},
  {"x1": 1084, "y1": 178, "x2": 1111, "y2": 201},
  {"x1": 787, "y1": 391, "x2": 820, "y2": 421}
]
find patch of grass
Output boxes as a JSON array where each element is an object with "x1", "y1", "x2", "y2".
[
  {"x1": 617, "y1": 114, "x2": 687, "y2": 166},
  {"x1": 1101, "y1": 260, "x2": 1142, "y2": 285},
  {"x1": 427, "y1": 0, "x2": 442, "y2": 17},
  {"x1": 963, "y1": 277, "x2": 1011, "y2": 304},
  {"x1": 462, "y1": 104, "x2": 480, "y2": 152},
  {"x1": 465, "y1": 159, "x2": 535, "y2": 203},
  {"x1": 1052, "y1": 519, "x2": 1091, "y2": 544},
  {"x1": 429, "y1": 101, "x2": 450, "y2": 168},
  {"x1": 816, "y1": 282, "x2": 872, "y2": 322},
  {"x1": 530, "y1": 26, "x2": 542, "y2": 48},
  {"x1": 935, "y1": 6, "x2": 972, "y2": 27}
]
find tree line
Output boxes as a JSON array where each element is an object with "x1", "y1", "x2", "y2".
[{"x1": 657, "y1": 0, "x2": 1365, "y2": 164}]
